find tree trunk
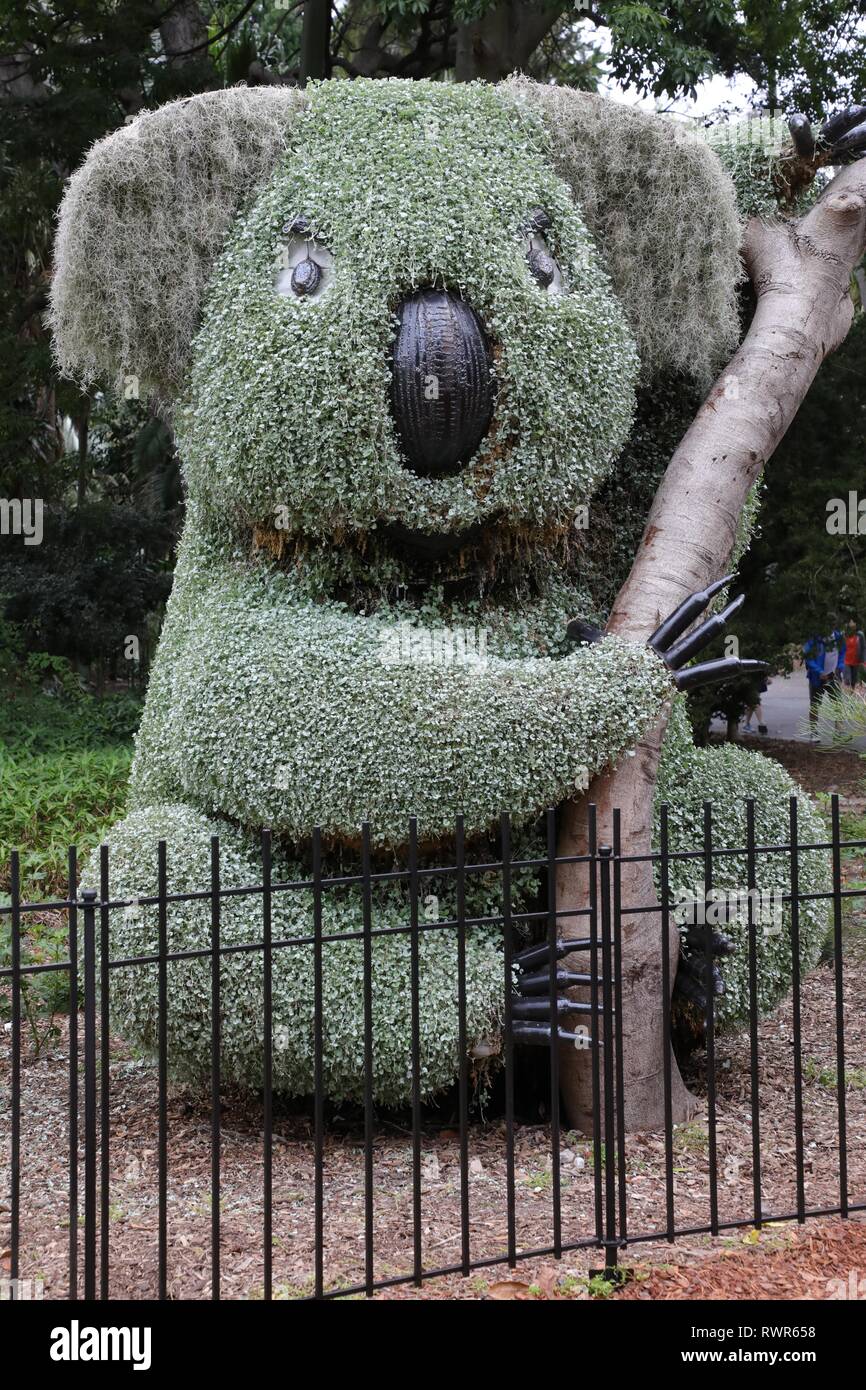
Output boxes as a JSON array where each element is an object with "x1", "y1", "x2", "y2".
[
  {"x1": 300, "y1": 0, "x2": 332, "y2": 84},
  {"x1": 455, "y1": 2, "x2": 565, "y2": 82},
  {"x1": 159, "y1": 1, "x2": 209, "y2": 67},
  {"x1": 557, "y1": 161, "x2": 866, "y2": 1133}
]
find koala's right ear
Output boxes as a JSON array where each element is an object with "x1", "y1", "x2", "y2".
[{"x1": 49, "y1": 86, "x2": 307, "y2": 405}]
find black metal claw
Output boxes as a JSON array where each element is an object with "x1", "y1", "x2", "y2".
[
  {"x1": 514, "y1": 937, "x2": 581, "y2": 971},
  {"x1": 513, "y1": 996, "x2": 603, "y2": 1020},
  {"x1": 673, "y1": 656, "x2": 768, "y2": 693},
  {"x1": 565, "y1": 617, "x2": 604, "y2": 645},
  {"x1": 788, "y1": 113, "x2": 816, "y2": 159},
  {"x1": 662, "y1": 594, "x2": 745, "y2": 670},
  {"x1": 518, "y1": 967, "x2": 592, "y2": 995},
  {"x1": 820, "y1": 103, "x2": 866, "y2": 148},
  {"x1": 512, "y1": 1021, "x2": 598, "y2": 1047},
  {"x1": 647, "y1": 574, "x2": 733, "y2": 655},
  {"x1": 512, "y1": 934, "x2": 610, "y2": 1047},
  {"x1": 828, "y1": 118, "x2": 866, "y2": 161}
]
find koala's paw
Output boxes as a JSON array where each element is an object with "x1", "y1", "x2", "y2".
[
  {"x1": 789, "y1": 106, "x2": 866, "y2": 164},
  {"x1": 567, "y1": 576, "x2": 769, "y2": 694}
]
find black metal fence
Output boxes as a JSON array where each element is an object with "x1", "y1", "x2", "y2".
[{"x1": 1, "y1": 795, "x2": 863, "y2": 1300}]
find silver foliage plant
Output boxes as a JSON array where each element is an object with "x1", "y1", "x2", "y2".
[{"x1": 56, "y1": 78, "x2": 826, "y2": 1102}]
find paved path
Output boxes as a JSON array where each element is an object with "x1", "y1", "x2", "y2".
[{"x1": 710, "y1": 666, "x2": 866, "y2": 751}]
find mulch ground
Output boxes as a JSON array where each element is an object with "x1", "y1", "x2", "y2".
[
  {"x1": 1, "y1": 738, "x2": 864, "y2": 1301},
  {"x1": 614, "y1": 1217, "x2": 866, "y2": 1300},
  {"x1": 724, "y1": 732, "x2": 866, "y2": 803}
]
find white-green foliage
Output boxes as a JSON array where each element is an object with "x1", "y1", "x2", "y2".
[
  {"x1": 84, "y1": 804, "x2": 513, "y2": 1104},
  {"x1": 704, "y1": 116, "x2": 825, "y2": 220},
  {"x1": 129, "y1": 520, "x2": 673, "y2": 847},
  {"x1": 57, "y1": 78, "x2": 821, "y2": 1102},
  {"x1": 50, "y1": 86, "x2": 308, "y2": 402},
  {"x1": 504, "y1": 78, "x2": 742, "y2": 386},
  {"x1": 655, "y1": 702, "x2": 830, "y2": 1026},
  {"x1": 178, "y1": 79, "x2": 638, "y2": 540}
]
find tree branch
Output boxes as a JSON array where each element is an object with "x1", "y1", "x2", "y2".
[{"x1": 556, "y1": 158, "x2": 866, "y2": 1133}]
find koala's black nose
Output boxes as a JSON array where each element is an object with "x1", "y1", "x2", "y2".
[{"x1": 390, "y1": 290, "x2": 494, "y2": 478}]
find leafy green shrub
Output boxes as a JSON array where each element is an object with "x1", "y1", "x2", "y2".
[
  {"x1": 0, "y1": 744, "x2": 132, "y2": 895},
  {"x1": 656, "y1": 701, "x2": 830, "y2": 1027}
]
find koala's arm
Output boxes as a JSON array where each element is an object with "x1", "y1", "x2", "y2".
[{"x1": 129, "y1": 559, "x2": 672, "y2": 846}]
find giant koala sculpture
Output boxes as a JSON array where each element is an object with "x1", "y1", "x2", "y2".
[{"x1": 51, "y1": 79, "x2": 830, "y2": 1104}]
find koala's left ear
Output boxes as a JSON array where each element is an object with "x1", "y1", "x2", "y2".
[
  {"x1": 49, "y1": 85, "x2": 307, "y2": 404},
  {"x1": 502, "y1": 78, "x2": 742, "y2": 386}
]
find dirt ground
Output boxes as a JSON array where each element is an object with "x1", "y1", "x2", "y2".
[{"x1": 1, "y1": 739, "x2": 864, "y2": 1301}]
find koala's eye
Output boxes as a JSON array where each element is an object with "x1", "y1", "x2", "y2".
[
  {"x1": 522, "y1": 209, "x2": 564, "y2": 296},
  {"x1": 291, "y1": 258, "x2": 321, "y2": 297},
  {"x1": 275, "y1": 217, "x2": 334, "y2": 301}
]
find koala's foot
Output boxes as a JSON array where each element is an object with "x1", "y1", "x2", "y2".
[
  {"x1": 85, "y1": 802, "x2": 507, "y2": 1107},
  {"x1": 511, "y1": 936, "x2": 600, "y2": 1046},
  {"x1": 672, "y1": 920, "x2": 737, "y2": 1014}
]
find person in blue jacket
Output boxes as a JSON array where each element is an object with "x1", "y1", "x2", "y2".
[{"x1": 804, "y1": 633, "x2": 828, "y2": 735}]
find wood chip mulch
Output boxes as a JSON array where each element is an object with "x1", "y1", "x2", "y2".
[
  {"x1": 615, "y1": 1216, "x2": 866, "y2": 1300},
  {"x1": 1, "y1": 738, "x2": 864, "y2": 1301}
]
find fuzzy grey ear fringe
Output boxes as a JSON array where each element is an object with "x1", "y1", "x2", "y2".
[
  {"x1": 50, "y1": 79, "x2": 741, "y2": 405},
  {"x1": 503, "y1": 78, "x2": 743, "y2": 385},
  {"x1": 49, "y1": 85, "x2": 307, "y2": 404}
]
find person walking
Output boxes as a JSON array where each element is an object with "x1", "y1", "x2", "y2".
[
  {"x1": 804, "y1": 632, "x2": 827, "y2": 735},
  {"x1": 843, "y1": 619, "x2": 866, "y2": 688}
]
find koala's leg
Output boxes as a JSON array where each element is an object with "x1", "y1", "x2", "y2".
[{"x1": 85, "y1": 802, "x2": 506, "y2": 1105}]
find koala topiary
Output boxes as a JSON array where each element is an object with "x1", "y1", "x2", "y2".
[{"x1": 51, "y1": 78, "x2": 827, "y2": 1104}]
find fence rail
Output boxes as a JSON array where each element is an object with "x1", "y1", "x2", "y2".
[{"x1": 1, "y1": 795, "x2": 863, "y2": 1300}]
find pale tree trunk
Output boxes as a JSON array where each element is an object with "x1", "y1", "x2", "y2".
[{"x1": 557, "y1": 161, "x2": 866, "y2": 1133}]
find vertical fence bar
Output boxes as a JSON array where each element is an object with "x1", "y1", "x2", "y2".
[
  {"x1": 545, "y1": 808, "x2": 562, "y2": 1260},
  {"x1": 210, "y1": 836, "x2": 221, "y2": 1301},
  {"x1": 788, "y1": 798, "x2": 806, "y2": 1221},
  {"x1": 659, "y1": 805, "x2": 675, "y2": 1241},
  {"x1": 501, "y1": 812, "x2": 517, "y2": 1268},
  {"x1": 703, "y1": 802, "x2": 719, "y2": 1236},
  {"x1": 612, "y1": 810, "x2": 627, "y2": 1246},
  {"x1": 745, "y1": 799, "x2": 762, "y2": 1229},
  {"x1": 456, "y1": 815, "x2": 471, "y2": 1276},
  {"x1": 82, "y1": 886, "x2": 98, "y2": 1301},
  {"x1": 261, "y1": 829, "x2": 273, "y2": 1302},
  {"x1": 587, "y1": 804, "x2": 603, "y2": 1244},
  {"x1": 157, "y1": 840, "x2": 168, "y2": 1300},
  {"x1": 831, "y1": 794, "x2": 849, "y2": 1217},
  {"x1": 361, "y1": 822, "x2": 375, "y2": 1296},
  {"x1": 409, "y1": 818, "x2": 423, "y2": 1286},
  {"x1": 9, "y1": 851, "x2": 21, "y2": 1299},
  {"x1": 598, "y1": 845, "x2": 618, "y2": 1274},
  {"x1": 68, "y1": 846, "x2": 79, "y2": 1300},
  {"x1": 99, "y1": 844, "x2": 110, "y2": 1300},
  {"x1": 312, "y1": 827, "x2": 325, "y2": 1297}
]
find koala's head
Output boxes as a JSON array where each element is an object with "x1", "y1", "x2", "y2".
[{"x1": 51, "y1": 79, "x2": 741, "y2": 559}]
